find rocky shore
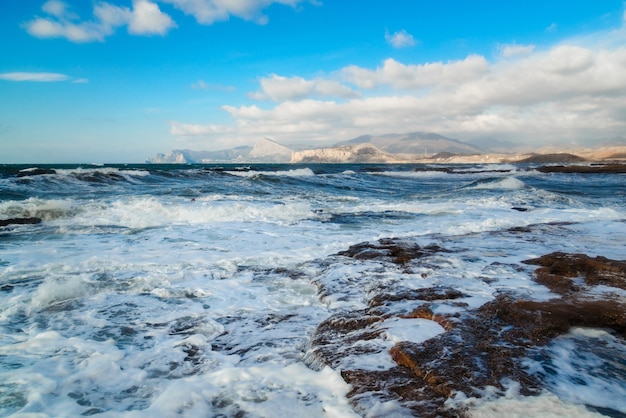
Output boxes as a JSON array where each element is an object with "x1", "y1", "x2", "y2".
[{"x1": 305, "y1": 238, "x2": 626, "y2": 417}]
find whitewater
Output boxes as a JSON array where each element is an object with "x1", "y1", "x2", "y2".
[{"x1": 0, "y1": 163, "x2": 624, "y2": 417}]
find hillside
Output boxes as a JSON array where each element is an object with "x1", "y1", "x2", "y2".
[
  {"x1": 340, "y1": 132, "x2": 484, "y2": 155},
  {"x1": 147, "y1": 133, "x2": 626, "y2": 164},
  {"x1": 290, "y1": 143, "x2": 402, "y2": 163},
  {"x1": 146, "y1": 138, "x2": 291, "y2": 163}
]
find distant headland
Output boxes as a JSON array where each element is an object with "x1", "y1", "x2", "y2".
[{"x1": 147, "y1": 132, "x2": 626, "y2": 165}]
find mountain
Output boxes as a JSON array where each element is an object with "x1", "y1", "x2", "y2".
[
  {"x1": 248, "y1": 138, "x2": 292, "y2": 162},
  {"x1": 146, "y1": 138, "x2": 291, "y2": 163},
  {"x1": 339, "y1": 132, "x2": 484, "y2": 155},
  {"x1": 290, "y1": 143, "x2": 401, "y2": 163},
  {"x1": 146, "y1": 132, "x2": 485, "y2": 164},
  {"x1": 146, "y1": 146, "x2": 252, "y2": 164}
]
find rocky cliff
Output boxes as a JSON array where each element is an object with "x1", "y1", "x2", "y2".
[{"x1": 290, "y1": 143, "x2": 402, "y2": 163}]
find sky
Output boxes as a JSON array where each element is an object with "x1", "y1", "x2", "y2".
[{"x1": 1, "y1": 0, "x2": 626, "y2": 163}]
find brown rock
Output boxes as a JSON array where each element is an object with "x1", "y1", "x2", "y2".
[
  {"x1": 523, "y1": 251, "x2": 626, "y2": 293},
  {"x1": 309, "y1": 248, "x2": 626, "y2": 417}
]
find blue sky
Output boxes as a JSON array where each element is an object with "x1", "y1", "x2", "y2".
[{"x1": 1, "y1": 0, "x2": 626, "y2": 163}]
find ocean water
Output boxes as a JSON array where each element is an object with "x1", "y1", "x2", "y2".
[{"x1": 0, "y1": 163, "x2": 624, "y2": 417}]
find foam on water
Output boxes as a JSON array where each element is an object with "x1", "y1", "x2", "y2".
[
  {"x1": 467, "y1": 176, "x2": 527, "y2": 190},
  {"x1": 523, "y1": 327, "x2": 626, "y2": 415},
  {"x1": 2, "y1": 163, "x2": 625, "y2": 416},
  {"x1": 0, "y1": 198, "x2": 75, "y2": 221},
  {"x1": 460, "y1": 390, "x2": 605, "y2": 417},
  {"x1": 226, "y1": 167, "x2": 316, "y2": 178}
]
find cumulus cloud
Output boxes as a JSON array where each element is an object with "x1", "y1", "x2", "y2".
[
  {"x1": 249, "y1": 74, "x2": 359, "y2": 101},
  {"x1": 160, "y1": 0, "x2": 307, "y2": 25},
  {"x1": 0, "y1": 72, "x2": 71, "y2": 82},
  {"x1": 172, "y1": 25, "x2": 626, "y2": 149},
  {"x1": 128, "y1": 0, "x2": 177, "y2": 35},
  {"x1": 24, "y1": 0, "x2": 175, "y2": 42},
  {"x1": 385, "y1": 29, "x2": 417, "y2": 48},
  {"x1": 341, "y1": 56, "x2": 490, "y2": 90}
]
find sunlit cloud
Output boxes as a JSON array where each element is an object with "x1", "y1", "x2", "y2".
[
  {"x1": 385, "y1": 29, "x2": 417, "y2": 48},
  {"x1": 128, "y1": 0, "x2": 177, "y2": 35},
  {"x1": 341, "y1": 56, "x2": 489, "y2": 90},
  {"x1": 171, "y1": 18, "x2": 626, "y2": 149},
  {"x1": 249, "y1": 74, "x2": 359, "y2": 101},
  {"x1": 24, "y1": 0, "x2": 176, "y2": 42}
]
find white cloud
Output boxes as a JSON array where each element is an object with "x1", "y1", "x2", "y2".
[
  {"x1": 160, "y1": 0, "x2": 306, "y2": 25},
  {"x1": 25, "y1": 0, "x2": 309, "y2": 42},
  {"x1": 0, "y1": 72, "x2": 71, "y2": 82},
  {"x1": 499, "y1": 43, "x2": 535, "y2": 57},
  {"x1": 249, "y1": 74, "x2": 359, "y2": 101},
  {"x1": 385, "y1": 29, "x2": 417, "y2": 48},
  {"x1": 24, "y1": 0, "x2": 175, "y2": 42},
  {"x1": 341, "y1": 56, "x2": 490, "y2": 90},
  {"x1": 171, "y1": 25, "x2": 626, "y2": 149},
  {"x1": 128, "y1": 0, "x2": 177, "y2": 35},
  {"x1": 546, "y1": 22, "x2": 558, "y2": 32},
  {"x1": 42, "y1": 0, "x2": 75, "y2": 19}
]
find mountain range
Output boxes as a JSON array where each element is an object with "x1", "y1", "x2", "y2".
[{"x1": 146, "y1": 132, "x2": 485, "y2": 164}]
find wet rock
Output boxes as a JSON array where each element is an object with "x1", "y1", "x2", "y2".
[
  {"x1": 523, "y1": 251, "x2": 626, "y2": 293},
  {"x1": 338, "y1": 238, "x2": 444, "y2": 265},
  {"x1": 310, "y1": 246, "x2": 626, "y2": 417},
  {"x1": 369, "y1": 287, "x2": 465, "y2": 308},
  {"x1": 0, "y1": 217, "x2": 42, "y2": 227},
  {"x1": 16, "y1": 168, "x2": 56, "y2": 177},
  {"x1": 519, "y1": 153, "x2": 587, "y2": 163},
  {"x1": 535, "y1": 163, "x2": 626, "y2": 173}
]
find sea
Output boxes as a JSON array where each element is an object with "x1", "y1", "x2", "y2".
[{"x1": 0, "y1": 163, "x2": 624, "y2": 417}]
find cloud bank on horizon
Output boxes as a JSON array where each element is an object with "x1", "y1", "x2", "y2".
[{"x1": 1, "y1": 0, "x2": 626, "y2": 162}]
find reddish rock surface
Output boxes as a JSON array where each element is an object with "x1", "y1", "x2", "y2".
[{"x1": 308, "y1": 242, "x2": 626, "y2": 417}]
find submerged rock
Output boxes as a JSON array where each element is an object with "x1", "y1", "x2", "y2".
[
  {"x1": 0, "y1": 217, "x2": 42, "y2": 227},
  {"x1": 15, "y1": 168, "x2": 56, "y2": 177},
  {"x1": 535, "y1": 164, "x2": 626, "y2": 173}
]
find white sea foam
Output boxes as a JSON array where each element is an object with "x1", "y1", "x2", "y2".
[
  {"x1": 523, "y1": 327, "x2": 626, "y2": 414},
  {"x1": 62, "y1": 197, "x2": 315, "y2": 230},
  {"x1": 54, "y1": 167, "x2": 150, "y2": 178},
  {"x1": 30, "y1": 275, "x2": 93, "y2": 308},
  {"x1": 2, "y1": 164, "x2": 625, "y2": 417},
  {"x1": 461, "y1": 392, "x2": 604, "y2": 417},
  {"x1": 0, "y1": 198, "x2": 75, "y2": 220},
  {"x1": 381, "y1": 317, "x2": 446, "y2": 344},
  {"x1": 226, "y1": 168, "x2": 316, "y2": 177},
  {"x1": 468, "y1": 176, "x2": 527, "y2": 190}
]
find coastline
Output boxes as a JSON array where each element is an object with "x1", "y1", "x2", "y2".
[{"x1": 403, "y1": 145, "x2": 626, "y2": 165}]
